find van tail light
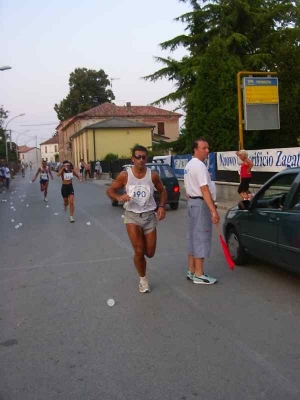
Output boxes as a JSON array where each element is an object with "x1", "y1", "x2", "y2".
[{"x1": 173, "y1": 185, "x2": 180, "y2": 193}]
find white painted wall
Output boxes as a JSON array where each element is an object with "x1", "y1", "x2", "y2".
[
  {"x1": 41, "y1": 143, "x2": 58, "y2": 162},
  {"x1": 19, "y1": 148, "x2": 41, "y2": 169}
]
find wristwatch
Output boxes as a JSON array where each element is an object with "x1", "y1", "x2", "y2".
[{"x1": 158, "y1": 205, "x2": 166, "y2": 210}]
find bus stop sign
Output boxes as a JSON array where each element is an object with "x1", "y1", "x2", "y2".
[{"x1": 243, "y1": 77, "x2": 280, "y2": 130}]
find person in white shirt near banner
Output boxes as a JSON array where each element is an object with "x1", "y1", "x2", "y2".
[
  {"x1": 184, "y1": 138, "x2": 220, "y2": 285},
  {"x1": 106, "y1": 145, "x2": 167, "y2": 293},
  {"x1": 32, "y1": 160, "x2": 53, "y2": 201}
]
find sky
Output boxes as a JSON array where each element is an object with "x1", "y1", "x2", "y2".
[{"x1": 1, "y1": 0, "x2": 190, "y2": 147}]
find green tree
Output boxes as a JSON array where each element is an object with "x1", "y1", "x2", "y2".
[
  {"x1": 54, "y1": 68, "x2": 115, "y2": 121},
  {"x1": 103, "y1": 152, "x2": 119, "y2": 161},
  {"x1": 186, "y1": 38, "x2": 242, "y2": 150},
  {"x1": 0, "y1": 106, "x2": 9, "y2": 160},
  {"x1": 145, "y1": 0, "x2": 300, "y2": 151}
]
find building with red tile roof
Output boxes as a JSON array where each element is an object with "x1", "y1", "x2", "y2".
[{"x1": 57, "y1": 102, "x2": 182, "y2": 162}]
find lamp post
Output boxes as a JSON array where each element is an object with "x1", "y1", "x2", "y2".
[
  {"x1": 15, "y1": 131, "x2": 31, "y2": 161},
  {"x1": 4, "y1": 113, "x2": 25, "y2": 161},
  {"x1": 0, "y1": 66, "x2": 12, "y2": 71}
]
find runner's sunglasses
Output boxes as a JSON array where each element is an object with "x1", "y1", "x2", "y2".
[{"x1": 133, "y1": 155, "x2": 147, "y2": 160}]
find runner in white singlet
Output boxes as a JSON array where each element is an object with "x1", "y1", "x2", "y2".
[
  {"x1": 32, "y1": 160, "x2": 53, "y2": 201},
  {"x1": 106, "y1": 145, "x2": 167, "y2": 294}
]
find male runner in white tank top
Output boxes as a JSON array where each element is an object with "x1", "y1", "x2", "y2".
[
  {"x1": 32, "y1": 160, "x2": 53, "y2": 201},
  {"x1": 106, "y1": 145, "x2": 167, "y2": 293}
]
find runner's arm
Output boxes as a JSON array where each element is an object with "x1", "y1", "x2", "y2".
[
  {"x1": 152, "y1": 171, "x2": 167, "y2": 221},
  {"x1": 32, "y1": 168, "x2": 40, "y2": 182},
  {"x1": 106, "y1": 172, "x2": 130, "y2": 202},
  {"x1": 201, "y1": 184, "x2": 219, "y2": 224},
  {"x1": 57, "y1": 167, "x2": 64, "y2": 177},
  {"x1": 245, "y1": 158, "x2": 253, "y2": 174}
]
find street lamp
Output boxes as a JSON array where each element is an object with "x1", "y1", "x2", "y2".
[
  {"x1": 0, "y1": 65, "x2": 12, "y2": 71},
  {"x1": 4, "y1": 113, "x2": 25, "y2": 161},
  {"x1": 15, "y1": 131, "x2": 31, "y2": 161}
]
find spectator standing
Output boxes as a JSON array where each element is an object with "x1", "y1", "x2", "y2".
[
  {"x1": 95, "y1": 160, "x2": 102, "y2": 179},
  {"x1": 184, "y1": 138, "x2": 220, "y2": 285},
  {"x1": 85, "y1": 161, "x2": 91, "y2": 179},
  {"x1": 236, "y1": 150, "x2": 253, "y2": 200},
  {"x1": 0, "y1": 163, "x2": 4, "y2": 185},
  {"x1": 79, "y1": 159, "x2": 85, "y2": 181},
  {"x1": 4, "y1": 164, "x2": 11, "y2": 189},
  {"x1": 21, "y1": 163, "x2": 25, "y2": 178}
]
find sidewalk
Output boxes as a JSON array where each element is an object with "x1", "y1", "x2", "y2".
[{"x1": 88, "y1": 176, "x2": 237, "y2": 211}]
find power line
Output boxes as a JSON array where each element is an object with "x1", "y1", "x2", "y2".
[{"x1": 20, "y1": 123, "x2": 58, "y2": 126}]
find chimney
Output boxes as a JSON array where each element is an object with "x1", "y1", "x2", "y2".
[{"x1": 126, "y1": 102, "x2": 131, "y2": 111}]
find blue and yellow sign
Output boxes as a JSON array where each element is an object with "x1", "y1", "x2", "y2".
[{"x1": 244, "y1": 77, "x2": 279, "y2": 104}]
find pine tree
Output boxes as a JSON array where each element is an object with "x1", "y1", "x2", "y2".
[{"x1": 144, "y1": 0, "x2": 300, "y2": 151}]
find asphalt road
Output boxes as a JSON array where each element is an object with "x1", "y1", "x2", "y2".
[{"x1": 1, "y1": 174, "x2": 300, "y2": 400}]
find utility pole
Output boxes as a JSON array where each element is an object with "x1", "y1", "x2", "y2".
[
  {"x1": 5, "y1": 132, "x2": 8, "y2": 162},
  {"x1": 8, "y1": 130, "x2": 12, "y2": 150}
]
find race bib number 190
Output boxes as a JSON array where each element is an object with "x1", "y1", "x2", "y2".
[{"x1": 128, "y1": 185, "x2": 150, "y2": 206}]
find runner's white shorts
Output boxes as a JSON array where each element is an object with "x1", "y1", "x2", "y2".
[{"x1": 124, "y1": 210, "x2": 157, "y2": 233}]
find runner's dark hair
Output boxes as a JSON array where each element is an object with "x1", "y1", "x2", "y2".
[
  {"x1": 132, "y1": 145, "x2": 148, "y2": 157},
  {"x1": 63, "y1": 160, "x2": 73, "y2": 170}
]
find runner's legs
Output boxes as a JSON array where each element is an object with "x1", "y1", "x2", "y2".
[
  {"x1": 44, "y1": 181, "x2": 49, "y2": 198},
  {"x1": 68, "y1": 194, "x2": 75, "y2": 216},
  {"x1": 126, "y1": 225, "x2": 157, "y2": 277}
]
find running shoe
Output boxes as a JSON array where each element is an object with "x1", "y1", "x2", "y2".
[
  {"x1": 44, "y1": 197, "x2": 48, "y2": 202},
  {"x1": 193, "y1": 274, "x2": 217, "y2": 285},
  {"x1": 139, "y1": 277, "x2": 150, "y2": 293},
  {"x1": 186, "y1": 270, "x2": 194, "y2": 281},
  {"x1": 69, "y1": 216, "x2": 75, "y2": 223}
]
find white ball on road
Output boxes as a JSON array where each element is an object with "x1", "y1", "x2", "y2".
[{"x1": 107, "y1": 299, "x2": 115, "y2": 307}]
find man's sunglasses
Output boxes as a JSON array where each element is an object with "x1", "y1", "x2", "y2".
[{"x1": 133, "y1": 155, "x2": 147, "y2": 160}]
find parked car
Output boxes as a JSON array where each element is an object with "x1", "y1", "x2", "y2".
[
  {"x1": 54, "y1": 162, "x2": 62, "y2": 172},
  {"x1": 49, "y1": 162, "x2": 56, "y2": 170},
  {"x1": 223, "y1": 167, "x2": 300, "y2": 270},
  {"x1": 111, "y1": 163, "x2": 180, "y2": 210}
]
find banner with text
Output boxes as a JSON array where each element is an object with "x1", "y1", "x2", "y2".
[
  {"x1": 173, "y1": 153, "x2": 216, "y2": 179},
  {"x1": 217, "y1": 147, "x2": 300, "y2": 172},
  {"x1": 173, "y1": 155, "x2": 191, "y2": 178}
]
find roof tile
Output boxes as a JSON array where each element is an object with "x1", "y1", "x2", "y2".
[{"x1": 78, "y1": 102, "x2": 182, "y2": 118}]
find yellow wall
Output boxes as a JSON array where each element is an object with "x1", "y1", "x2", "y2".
[{"x1": 73, "y1": 127, "x2": 152, "y2": 161}]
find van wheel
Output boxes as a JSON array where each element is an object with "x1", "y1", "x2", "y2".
[
  {"x1": 170, "y1": 202, "x2": 179, "y2": 210},
  {"x1": 226, "y1": 227, "x2": 246, "y2": 265},
  {"x1": 111, "y1": 200, "x2": 118, "y2": 207}
]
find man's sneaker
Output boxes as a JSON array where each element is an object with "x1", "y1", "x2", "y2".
[
  {"x1": 193, "y1": 274, "x2": 217, "y2": 285},
  {"x1": 69, "y1": 216, "x2": 75, "y2": 223},
  {"x1": 186, "y1": 270, "x2": 194, "y2": 281},
  {"x1": 44, "y1": 197, "x2": 48, "y2": 202},
  {"x1": 139, "y1": 277, "x2": 150, "y2": 293}
]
